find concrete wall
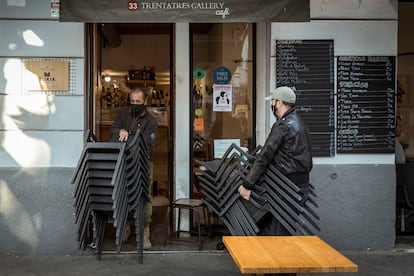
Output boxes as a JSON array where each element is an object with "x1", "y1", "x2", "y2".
[
  {"x1": 0, "y1": 168, "x2": 78, "y2": 254},
  {"x1": 0, "y1": 1, "x2": 85, "y2": 254},
  {"x1": 310, "y1": 165, "x2": 395, "y2": 250},
  {"x1": 0, "y1": 20, "x2": 85, "y2": 167}
]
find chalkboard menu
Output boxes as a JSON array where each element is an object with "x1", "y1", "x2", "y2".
[
  {"x1": 337, "y1": 56, "x2": 395, "y2": 153},
  {"x1": 276, "y1": 40, "x2": 335, "y2": 157}
]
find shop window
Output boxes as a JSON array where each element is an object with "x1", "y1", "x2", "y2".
[{"x1": 190, "y1": 23, "x2": 254, "y2": 198}]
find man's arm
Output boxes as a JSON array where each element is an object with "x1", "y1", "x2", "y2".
[
  {"x1": 240, "y1": 123, "x2": 284, "y2": 192},
  {"x1": 144, "y1": 115, "x2": 159, "y2": 151},
  {"x1": 110, "y1": 108, "x2": 129, "y2": 141}
]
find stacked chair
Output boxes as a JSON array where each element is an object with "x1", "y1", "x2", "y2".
[
  {"x1": 196, "y1": 143, "x2": 319, "y2": 236},
  {"x1": 72, "y1": 130, "x2": 150, "y2": 263}
]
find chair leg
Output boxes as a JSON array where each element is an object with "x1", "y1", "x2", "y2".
[
  {"x1": 165, "y1": 203, "x2": 208, "y2": 250},
  {"x1": 203, "y1": 205, "x2": 212, "y2": 237},
  {"x1": 193, "y1": 208, "x2": 202, "y2": 250},
  {"x1": 164, "y1": 207, "x2": 173, "y2": 247},
  {"x1": 177, "y1": 207, "x2": 181, "y2": 238}
]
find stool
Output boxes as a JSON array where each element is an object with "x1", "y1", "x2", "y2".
[{"x1": 165, "y1": 198, "x2": 211, "y2": 250}]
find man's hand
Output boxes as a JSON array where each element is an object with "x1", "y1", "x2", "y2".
[
  {"x1": 118, "y1": 129, "x2": 129, "y2": 142},
  {"x1": 238, "y1": 185, "x2": 251, "y2": 201}
]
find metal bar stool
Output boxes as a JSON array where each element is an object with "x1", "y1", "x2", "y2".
[{"x1": 165, "y1": 198, "x2": 211, "y2": 250}]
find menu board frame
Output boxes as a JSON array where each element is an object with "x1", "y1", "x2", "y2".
[
  {"x1": 336, "y1": 55, "x2": 396, "y2": 154},
  {"x1": 276, "y1": 39, "x2": 335, "y2": 157}
]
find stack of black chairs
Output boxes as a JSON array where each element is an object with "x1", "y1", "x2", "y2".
[
  {"x1": 71, "y1": 130, "x2": 150, "y2": 263},
  {"x1": 196, "y1": 143, "x2": 319, "y2": 236}
]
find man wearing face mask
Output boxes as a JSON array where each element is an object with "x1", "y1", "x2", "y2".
[
  {"x1": 238, "y1": 86, "x2": 313, "y2": 238},
  {"x1": 110, "y1": 87, "x2": 158, "y2": 249}
]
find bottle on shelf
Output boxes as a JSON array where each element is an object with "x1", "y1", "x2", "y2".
[
  {"x1": 160, "y1": 89, "x2": 165, "y2": 106},
  {"x1": 114, "y1": 87, "x2": 120, "y2": 108},
  {"x1": 101, "y1": 86, "x2": 107, "y2": 109},
  {"x1": 141, "y1": 66, "x2": 147, "y2": 80},
  {"x1": 106, "y1": 87, "x2": 112, "y2": 109},
  {"x1": 156, "y1": 93, "x2": 161, "y2": 106},
  {"x1": 119, "y1": 91, "x2": 125, "y2": 107},
  {"x1": 149, "y1": 66, "x2": 156, "y2": 80},
  {"x1": 151, "y1": 89, "x2": 156, "y2": 107}
]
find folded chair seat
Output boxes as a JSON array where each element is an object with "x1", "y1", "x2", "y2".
[
  {"x1": 195, "y1": 143, "x2": 320, "y2": 236},
  {"x1": 71, "y1": 129, "x2": 151, "y2": 263}
]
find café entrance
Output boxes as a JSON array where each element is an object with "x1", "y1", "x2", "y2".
[{"x1": 85, "y1": 22, "x2": 257, "y2": 250}]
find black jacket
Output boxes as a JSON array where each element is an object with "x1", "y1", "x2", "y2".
[
  {"x1": 242, "y1": 107, "x2": 313, "y2": 190},
  {"x1": 110, "y1": 107, "x2": 158, "y2": 154}
]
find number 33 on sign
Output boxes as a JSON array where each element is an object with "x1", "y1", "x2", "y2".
[{"x1": 128, "y1": 0, "x2": 139, "y2": 11}]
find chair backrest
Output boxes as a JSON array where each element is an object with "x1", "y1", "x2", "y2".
[{"x1": 396, "y1": 163, "x2": 414, "y2": 209}]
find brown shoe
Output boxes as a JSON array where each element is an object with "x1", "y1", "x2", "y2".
[
  {"x1": 143, "y1": 227, "x2": 152, "y2": 249},
  {"x1": 123, "y1": 224, "x2": 131, "y2": 243}
]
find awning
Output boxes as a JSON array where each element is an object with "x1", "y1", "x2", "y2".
[{"x1": 59, "y1": 0, "x2": 309, "y2": 23}]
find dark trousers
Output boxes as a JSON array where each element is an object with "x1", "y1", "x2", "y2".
[
  {"x1": 268, "y1": 182, "x2": 310, "y2": 235},
  {"x1": 264, "y1": 182, "x2": 310, "y2": 276}
]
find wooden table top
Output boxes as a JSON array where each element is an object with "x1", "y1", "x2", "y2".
[{"x1": 222, "y1": 236, "x2": 358, "y2": 274}]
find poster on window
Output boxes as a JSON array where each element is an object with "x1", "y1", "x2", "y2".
[{"x1": 213, "y1": 84, "x2": 232, "y2": 112}]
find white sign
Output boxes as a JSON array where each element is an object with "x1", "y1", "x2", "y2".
[
  {"x1": 214, "y1": 139, "x2": 240, "y2": 159},
  {"x1": 51, "y1": 0, "x2": 59, "y2": 18},
  {"x1": 213, "y1": 84, "x2": 232, "y2": 112}
]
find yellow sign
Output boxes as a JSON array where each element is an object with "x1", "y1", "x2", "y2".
[
  {"x1": 194, "y1": 118, "x2": 205, "y2": 131},
  {"x1": 25, "y1": 60, "x2": 69, "y2": 91}
]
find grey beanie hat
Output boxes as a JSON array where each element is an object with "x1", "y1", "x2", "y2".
[{"x1": 265, "y1": 86, "x2": 296, "y2": 104}]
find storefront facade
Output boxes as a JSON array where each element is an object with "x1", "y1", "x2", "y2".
[{"x1": 0, "y1": 0, "x2": 399, "y2": 254}]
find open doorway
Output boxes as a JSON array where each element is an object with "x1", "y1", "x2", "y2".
[
  {"x1": 99, "y1": 23, "x2": 172, "y2": 198},
  {"x1": 88, "y1": 23, "x2": 174, "y2": 250}
]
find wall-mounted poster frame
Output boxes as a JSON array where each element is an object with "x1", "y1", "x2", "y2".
[{"x1": 24, "y1": 60, "x2": 69, "y2": 91}]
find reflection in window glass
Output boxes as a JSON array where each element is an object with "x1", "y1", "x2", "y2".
[{"x1": 191, "y1": 23, "x2": 254, "y2": 166}]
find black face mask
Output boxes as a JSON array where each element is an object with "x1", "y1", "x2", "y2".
[
  {"x1": 131, "y1": 104, "x2": 145, "y2": 117},
  {"x1": 271, "y1": 104, "x2": 277, "y2": 117}
]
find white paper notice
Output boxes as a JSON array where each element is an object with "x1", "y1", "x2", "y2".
[
  {"x1": 213, "y1": 84, "x2": 232, "y2": 112},
  {"x1": 214, "y1": 139, "x2": 240, "y2": 159},
  {"x1": 51, "y1": 0, "x2": 60, "y2": 18}
]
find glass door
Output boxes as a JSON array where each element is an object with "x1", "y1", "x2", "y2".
[{"x1": 190, "y1": 23, "x2": 255, "y2": 198}]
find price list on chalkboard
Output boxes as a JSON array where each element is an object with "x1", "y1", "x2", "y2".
[
  {"x1": 276, "y1": 40, "x2": 335, "y2": 157},
  {"x1": 337, "y1": 56, "x2": 396, "y2": 153}
]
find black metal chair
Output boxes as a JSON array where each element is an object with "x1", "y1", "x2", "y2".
[
  {"x1": 71, "y1": 130, "x2": 150, "y2": 263},
  {"x1": 195, "y1": 143, "x2": 320, "y2": 237},
  {"x1": 165, "y1": 198, "x2": 212, "y2": 250}
]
